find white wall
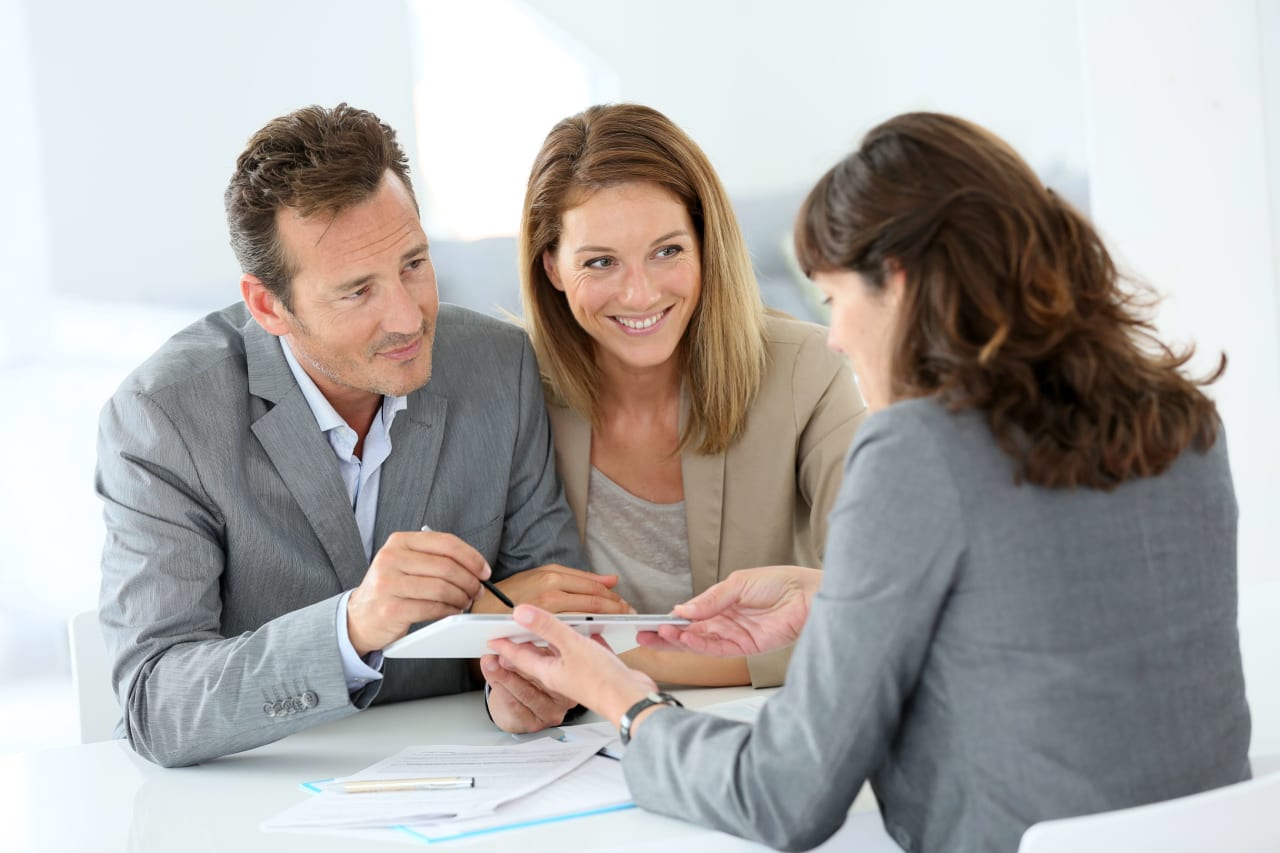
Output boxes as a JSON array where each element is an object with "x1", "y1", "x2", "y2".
[
  {"x1": 23, "y1": 0, "x2": 418, "y2": 308},
  {"x1": 0, "y1": 0, "x2": 50, "y2": 361},
  {"x1": 528, "y1": 0, "x2": 1090, "y2": 198},
  {"x1": 1078, "y1": 0, "x2": 1280, "y2": 587},
  {"x1": 0, "y1": 0, "x2": 424, "y2": 753}
]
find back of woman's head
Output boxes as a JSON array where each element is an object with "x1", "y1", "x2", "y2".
[
  {"x1": 795, "y1": 111, "x2": 1222, "y2": 489},
  {"x1": 520, "y1": 103, "x2": 765, "y2": 454}
]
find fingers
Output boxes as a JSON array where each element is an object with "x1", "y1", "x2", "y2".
[
  {"x1": 671, "y1": 577, "x2": 739, "y2": 619},
  {"x1": 522, "y1": 569, "x2": 623, "y2": 598},
  {"x1": 514, "y1": 603, "x2": 584, "y2": 645},
  {"x1": 368, "y1": 565, "x2": 479, "y2": 606},
  {"x1": 347, "y1": 532, "x2": 493, "y2": 654},
  {"x1": 537, "y1": 564, "x2": 621, "y2": 588},
  {"x1": 493, "y1": 566, "x2": 631, "y2": 613},
  {"x1": 652, "y1": 622, "x2": 745, "y2": 657},
  {"x1": 487, "y1": 605, "x2": 601, "y2": 673},
  {"x1": 391, "y1": 530, "x2": 491, "y2": 580},
  {"x1": 539, "y1": 592, "x2": 636, "y2": 615},
  {"x1": 481, "y1": 654, "x2": 575, "y2": 732},
  {"x1": 634, "y1": 631, "x2": 682, "y2": 651}
]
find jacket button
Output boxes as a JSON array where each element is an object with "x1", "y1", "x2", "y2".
[{"x1": 301, "y1": 690, "x2": 319, "y2": 709}]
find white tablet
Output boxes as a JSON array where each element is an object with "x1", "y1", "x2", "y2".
[{"x1": 382, "y1": 613, "x2": 691, "y2": 659}]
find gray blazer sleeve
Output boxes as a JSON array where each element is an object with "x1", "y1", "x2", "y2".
[
  {"x1": 96, "y1": 391, "x2": 358, "y2": 768},
  {"x1": 621, "y1": 411, "x2": 965, "y2": 851}
]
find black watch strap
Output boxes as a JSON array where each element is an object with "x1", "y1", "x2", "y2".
[{"x1": 619, "y1": 691, "x2": 683, "y2": 745}]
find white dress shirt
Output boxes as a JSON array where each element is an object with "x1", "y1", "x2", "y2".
[{"x1": 280, "y1": 338, "x2": 407, "y2": 693}]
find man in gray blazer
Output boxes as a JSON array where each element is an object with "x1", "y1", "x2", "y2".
[{"x1": 95, "y1": 103, "x2": 625, "y2": 767}]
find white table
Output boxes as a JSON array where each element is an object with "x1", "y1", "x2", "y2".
[{"x1": 0, "y1": 686, "x2": 892, "y2": 853}]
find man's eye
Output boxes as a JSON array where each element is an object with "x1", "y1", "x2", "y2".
[
  {"x1": 405, "y1": 258, "x2": 427, "y2": 273},
  {"x1": 346, "y1": 285, "x2": 371, "y2": 300}
]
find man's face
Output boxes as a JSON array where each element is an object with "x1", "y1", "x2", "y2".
[{"x1": 271, "y1": 172, "x2": 439, "y2": 416}]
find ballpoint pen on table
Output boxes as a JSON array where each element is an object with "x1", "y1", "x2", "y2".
[
  {"x1": 420, "y1": 525, "x2": 516, "y2": 608},
  {"x1": 330, "y1": 776, "x2": 476, "y2": 794}
]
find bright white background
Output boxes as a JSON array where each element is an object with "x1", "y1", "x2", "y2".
[{"x1": 1, "y1": 0, "x2": 1276, "y2": 756}]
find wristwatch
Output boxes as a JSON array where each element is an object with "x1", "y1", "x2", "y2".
[{"x1": 618, "y1": 691, "x2": 683, "y2": 745}]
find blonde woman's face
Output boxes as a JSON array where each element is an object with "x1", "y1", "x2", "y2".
[
  {"x1": 812, "y1": 269, "x2": 902, "y2": 412},
  {"x1": 542, "y1": 182, "x2": 701, "y2": 381}
]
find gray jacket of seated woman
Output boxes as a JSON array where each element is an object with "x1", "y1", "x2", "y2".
[{"x1": 622, "y1": 396, "x2": 1250, "y2": 853}]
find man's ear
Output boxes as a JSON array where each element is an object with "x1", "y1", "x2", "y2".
[
  {"x1": 241, "y1": 274, "x2": 291, "y2": 337},
  {"x1": 542, "y1": 249, "x2": 565, "y2": 292}
]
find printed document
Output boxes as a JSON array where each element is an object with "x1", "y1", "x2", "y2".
[{"x1": 262, "y1": 730, "x2": 612, "y2": 831}]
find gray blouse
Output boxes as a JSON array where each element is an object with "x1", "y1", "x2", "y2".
[
  {"x1": 584, "y1": 466, "x2": 693, "y2": 614},
  {"x1": 622, "y1": 397, "x2": 1250, "y2": 853}
]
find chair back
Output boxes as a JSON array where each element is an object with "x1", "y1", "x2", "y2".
[
  {"x1": 1240, "y1": 580, "x2": 1280, "y2": 754},
  {"x1": 67, "y1": 609, "x2": 120, "y2": 743},
  {"x1": 1018, "y1": 761, "x2": 1280, "y2": 853}
]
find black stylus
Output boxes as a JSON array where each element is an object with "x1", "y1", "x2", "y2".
[{"x1": 421, "y1": 525, "x2": 515, "y2": 608}]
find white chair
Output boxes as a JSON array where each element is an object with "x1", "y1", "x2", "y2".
[
  {"x1": 1239, "y1": 580, "x2": 1280, "y2": 756},
  {"x1": 1017, "y1": 758, "x2": 1280, "y2": 852},
  {"x1": 67, "y1": 609, "x2": 121, "y2": 743}
]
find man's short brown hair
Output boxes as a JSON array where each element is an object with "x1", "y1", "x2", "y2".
[{"x1": 224, "y1": 103, "x2": 416, "y2": 309}]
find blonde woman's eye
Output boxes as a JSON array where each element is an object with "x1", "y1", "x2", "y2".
[
  {"x1": 585, "y1": 257, "x2": 615, "y2": 270},
  {"x1": 656, "y1": 245, "x2": 682, "y2": 258}
]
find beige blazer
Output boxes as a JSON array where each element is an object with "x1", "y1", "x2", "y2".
[{"x1": 547, "y1": 313, "x2": 868, "y2": 686}]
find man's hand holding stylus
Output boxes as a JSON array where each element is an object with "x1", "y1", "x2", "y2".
[{"x1": 346, "y1": 530, "x2": 490, "y2": 656}]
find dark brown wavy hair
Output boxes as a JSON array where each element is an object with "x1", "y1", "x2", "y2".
[{"x1": 794, "y1": 112, "x2": 1223, "y2": 489}]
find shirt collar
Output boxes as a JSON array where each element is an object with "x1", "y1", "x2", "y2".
[{"x1": 279, "y1": 337, "x2": 408, "y2": 436}]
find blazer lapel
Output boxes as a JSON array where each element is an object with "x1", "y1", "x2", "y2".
[
  {"x1": 549, "y1": 403, "x2": 591, "y2": 544},
  {"x1": 245, "y1": 319, "x2": 369, "y2": 590},
  {"x1": 680, "y1": 388, "x2": 725, "y2": 594},
  {"x1": 374, "y1": 390, "x2": 447, "y2": 549}
]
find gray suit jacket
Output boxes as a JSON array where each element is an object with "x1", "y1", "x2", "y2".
[
  {"x1": 96, "y1": 302, "x2": 583, "y2": 767},
  {"x1": 623, "y1": 397, "x2": 1251, "y2": 852}
]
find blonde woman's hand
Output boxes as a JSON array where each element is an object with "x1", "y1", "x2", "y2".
[{"x1": 470, "y1": 565, "x2": 633, "y2": 615}]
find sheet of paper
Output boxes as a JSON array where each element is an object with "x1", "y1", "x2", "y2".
[
  {"x1": 568, "y1": 720, "x2": 626, "y2": 759},
  {"x1": 397, "y1": 754, "x2": 634, "y2": 843},
  {"x1": 262, "y1": 730, "x2": 612, "y2": 832}
]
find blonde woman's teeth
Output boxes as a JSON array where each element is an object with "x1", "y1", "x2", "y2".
[{"x1": 615, "y1": 310, "x2": 666, "y2": 330}]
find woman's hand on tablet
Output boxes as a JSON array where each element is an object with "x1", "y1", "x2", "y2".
[
  {"x1": 471, "y1": 564, "x2": 635, "y2": 615},
  {"x1": 636, "y1": 566, "x2": 822, "y2": 657},
  {"x1": 487, "y1": 605, "x2": 658, "y2": 726}
]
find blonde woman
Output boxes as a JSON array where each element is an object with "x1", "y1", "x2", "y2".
[{"x1": 519, "y1": 104, "x2": 866, "y2": 687}]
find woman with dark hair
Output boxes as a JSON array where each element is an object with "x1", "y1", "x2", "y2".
[{"x1": 487, "y1": 112, "x2": 1251, "y2": 852}]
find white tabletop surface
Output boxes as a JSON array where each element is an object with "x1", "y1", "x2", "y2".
[{"x1": 0, "y1": 686, "x2": 890, "y2": 853}]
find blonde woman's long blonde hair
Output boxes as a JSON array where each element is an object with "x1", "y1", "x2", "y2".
[{"x1": 519, "y1": 103, "x2": 766, "y2": 455}]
